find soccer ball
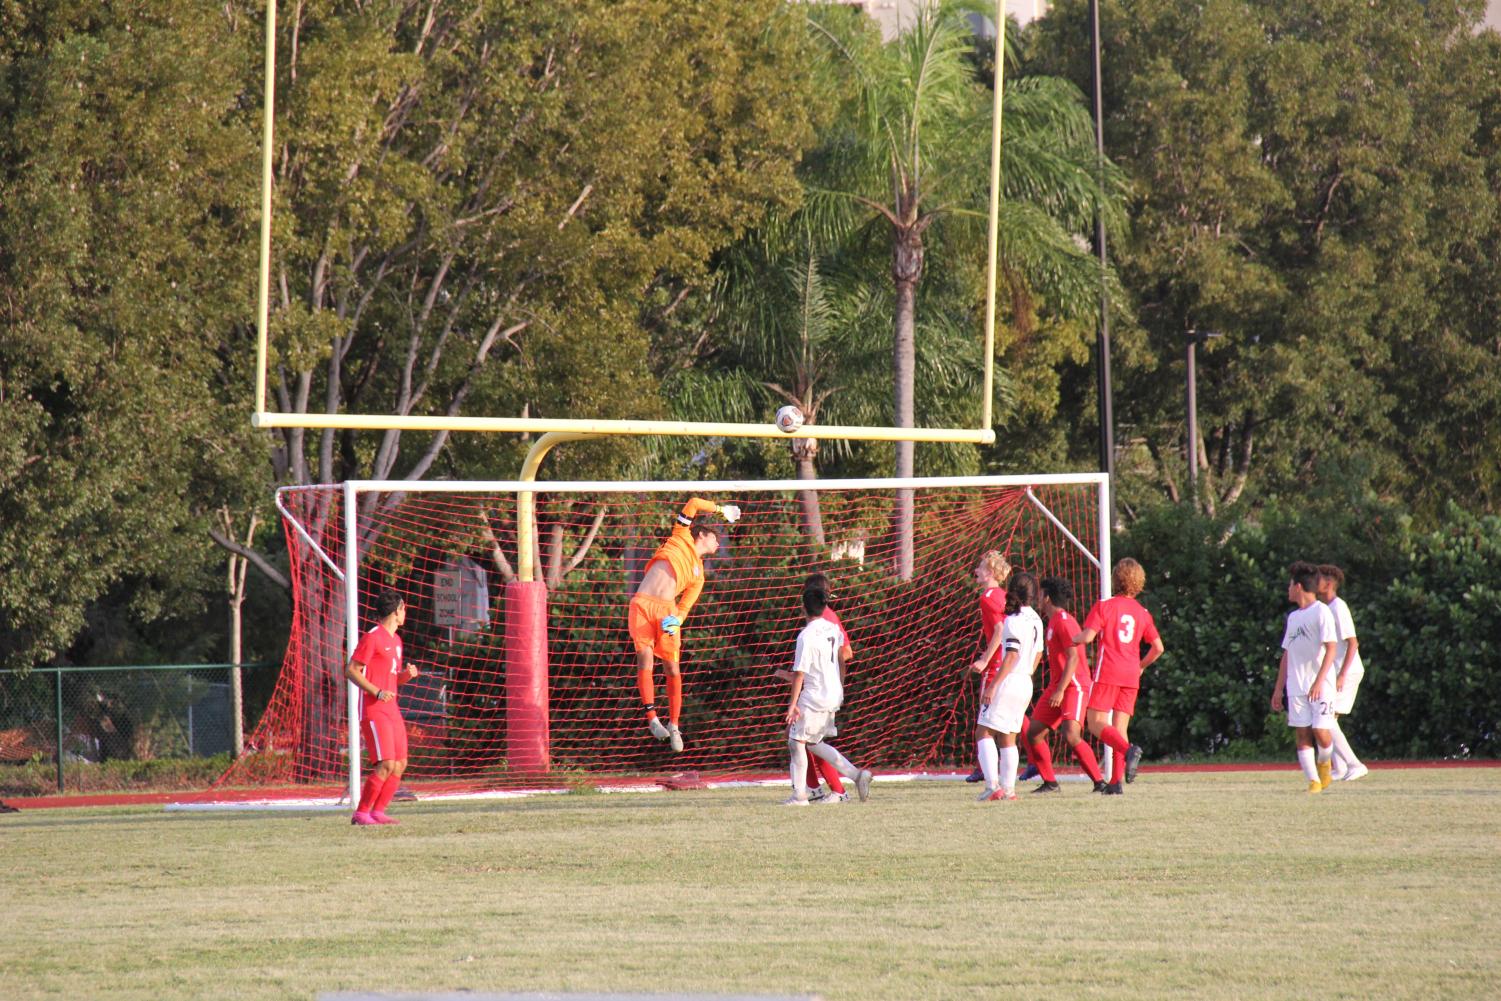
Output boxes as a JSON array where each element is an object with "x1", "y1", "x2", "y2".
[{"x1": 775, "y1": 405, "x2": 805, "y2": 434}]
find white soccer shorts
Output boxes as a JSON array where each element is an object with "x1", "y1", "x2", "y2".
[
  {"x1": 1333, "y1": 666, "x2": 1364, "y2": 715},
  {"x1": 790, "y1": 708, "x2": 836, "y2": 745},
  {"x1": 1287, "y1": 692, "x2": 1337, "y2": 730},
  {"x1": 978, "y1": 673, "x2": 1033, "y2": 734}
]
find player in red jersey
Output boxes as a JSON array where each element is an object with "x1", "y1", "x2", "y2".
[
  {"x1": 345, "y1": 590, "x2": 419, "y2": 825},
  {"x1": 1073, "y1": 558, "x2": 1163, "y2": 795},
  {"x1": 1023, "y1": 577, "x2": 1106, "y2": 793}
]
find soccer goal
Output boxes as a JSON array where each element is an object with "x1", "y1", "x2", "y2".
[{"x1": 214, "y1": 474, "x2": 1107, "y2": 801}]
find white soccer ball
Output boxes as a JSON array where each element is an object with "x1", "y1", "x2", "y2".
[{"x1": 775, "y1": 405, "x2": 805, "y2": 434}]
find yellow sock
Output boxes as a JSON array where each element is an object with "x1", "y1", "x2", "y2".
[{"x1": 1317, "y1": 760, "x2": 1333, "y2": 789}]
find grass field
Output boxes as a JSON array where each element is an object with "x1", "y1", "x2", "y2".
[{"x1": 6, "y1": 767, "x2": 1500, "y2": 1001}]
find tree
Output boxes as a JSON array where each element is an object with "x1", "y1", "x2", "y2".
[
  {"x1": 0, "y1": 3, "x2": 260, "y2": 669},
  {"x1": 801, "y1": 2, "x2": 1123, "y2": 577},
  {"x1": 1025, "y1": 0, "x2": 1500, "y2": 522}
]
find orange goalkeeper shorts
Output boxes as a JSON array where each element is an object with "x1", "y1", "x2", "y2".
[{"x1": 628, "y1": 594, "x2": 681, "y2": 661}]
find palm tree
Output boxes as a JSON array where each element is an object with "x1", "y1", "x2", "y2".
[{"x1": 801, "y1": 1, "x2": 1124, "y2": 578}]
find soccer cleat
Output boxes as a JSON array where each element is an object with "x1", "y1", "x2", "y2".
[
  {"x1": 818, "y1": 791, "x2": 850, "y2": 804},
  {"x1": 371, "y1": 812, "x2": 399, "y2": 825},
  {"x1": 1032, "y1": 780, "x2": 1061, "y2": 794},
  {"x1": 1018, "y1": 763, "x2": 1040, "y2": 783},
  {"x1": 1342, "y1": 763, "x2": 1370, "y2": 782},
  {"x1": 985, "y1": 788, "x2": 1018, "y2": 802},
  {"x1": 855, "y1": 769, "x2": 874, "y2": 802},
  {"x1": 1102, "y1": 782, "x2": 1124, "y2": 796},
  {"x1": 1317, "y1": 760, "x2": 1333, "y2": 789},
  {"x1": 807, "y1": 786, "x2": 828, "y2": 802},
  {"x1": 1124, "y1": 744, "x2": 1144, "y2": 783},
  {"x1": 1092, "y1": 780, "x2": 1109, "y2": 794},
  {"x1": 977, "y1": 785, "x2": 1000, "y2": 802},
  {"x1": 1306, "y1": 780, "x2": 1323, "y2": 795},
  {"x1": 648, "y1": 717, "x2": 670, "y2": 741},
  {"x1": 350, "y1": 811, "x2": 379, "y2": 826},
  {"x1": 782, "y1": 795, "x2": 810, "y2": 807},
  {"x1": 668, "y1": 724, "x2": 684, "y2": 753},
  {"x1": 964, "y1": 765, "x2": 985, "y2": 783}
]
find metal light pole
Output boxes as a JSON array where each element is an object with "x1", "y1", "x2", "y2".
[
  {"x1": 1089, "y1": 0, "x2": 1115, "y2": 525},
  {"x1": 1185, "y1": 329, "x2": 1223, "y2": 506}
]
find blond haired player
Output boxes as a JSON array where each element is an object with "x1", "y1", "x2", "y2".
[
  {"x1": 1316, "y1": 564, "x2": 1368, "y2": 781},
  {"x1": 629, "y1": 496, "x2": 739, "y2": 752},
  {"x1": 970, "y1": 572, "x2": 1045, "y2": 801},
  {"x1": 1273, "y1": 561, "x2": 1340, "y2": 792},
  {"x1": 1073, "y1": 558, "x2": 1163, "y2": 795}
]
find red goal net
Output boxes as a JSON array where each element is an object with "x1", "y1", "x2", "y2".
[{"x1": 216, "y1": 476, "x2": 1105, "y2": 796}]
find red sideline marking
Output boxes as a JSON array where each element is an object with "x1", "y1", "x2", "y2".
[{"x1": 1, "y1": 759, "x2": 1494, "y2": 811}]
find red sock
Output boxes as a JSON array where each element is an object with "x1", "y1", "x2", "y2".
[
  {"x1": 667, "y1": 674, "x2": 682, "y2": 726},
  {"x1": 637, "y1": 669, "x2": 656, "y2": 718},
  {"x1": 1029, "y1": 736, "x2": 1057, "y2": 783},
  {"x1": 1018, "y1": 716, "x2": 1032, "y2": 764},
  {"x1": 1072, "y1": 740, "x2": 1104, "y2": 783},
  {"x1": 1099, "y1": 726, "x2": 1130, "y2": 783},
  {"x1": 372, "y1": 772, "x2": 401, "y2": 814},
  {"x1": 817, "y1": 756, "x2": 845, "y2": 794},
  {"x1": 357, "y1": 774, "x2": 382, "y2": 813},
  {"x1": 805, "y1": 758, "x2": 821, "y2": 790}
]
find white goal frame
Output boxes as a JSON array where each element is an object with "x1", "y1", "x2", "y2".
[{"x1": 278, "y1": 472, "x2": 1110, "y2": 804}]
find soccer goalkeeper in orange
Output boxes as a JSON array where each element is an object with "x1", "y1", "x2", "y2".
[{"x1": 629, "y1": 496, "x2": 740, "y2": 751}]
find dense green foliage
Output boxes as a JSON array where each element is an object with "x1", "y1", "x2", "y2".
[
  {"x1": 1125, "y1": 503, "x2": 1500, "y2": 759},
  {"x1": 1, "y1": 1, "x2": 1496, "y2": 757}
]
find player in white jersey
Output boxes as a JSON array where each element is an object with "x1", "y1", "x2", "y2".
[
  {"x1": 1317, "y1": 564, "x2": 1369, "y2": 781},
  {"x1": 782, "y1": 586, "x2": 873, "y2": 805},
  {"x1": 970, "y1": 572, "x2": 1045, "y2": 802},
  {"x1": 1271, "y1": 561, "x2": 1339, "y2": 793}
]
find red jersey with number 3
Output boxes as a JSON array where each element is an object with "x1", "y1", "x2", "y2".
[
  {"x1": 351, "y1": 625, "x2": 403, "y2": 718},
  {"x1": 1043, "y1": 608, "x2": 1086, "y2": 698},
  {"x1": 1082, "y1": 595, "x2": 1158, "y2": 688},
  {"x1": 978, "y1": 587, "x2": 1006, "y2": 687}
]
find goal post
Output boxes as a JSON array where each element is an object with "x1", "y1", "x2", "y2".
[{"x1": 217, "y1": 473, "x2": 1108, "y2": 800}]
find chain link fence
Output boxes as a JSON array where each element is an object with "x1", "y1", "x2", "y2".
[{"x1": 0, "y1": 663, "x2": 275, "y2": 793}]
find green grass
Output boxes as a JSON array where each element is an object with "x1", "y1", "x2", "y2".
[{"x1": 5, "y1": 768, "x2": 1499, "y2": 1001}]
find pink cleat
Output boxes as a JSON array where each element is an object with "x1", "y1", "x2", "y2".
[
  {"x1": 371, "y1": 812, "x2": 400, "y2": 825},
  {"x1": 351, "y1": 811, "x2": 379, "y2": 826}
]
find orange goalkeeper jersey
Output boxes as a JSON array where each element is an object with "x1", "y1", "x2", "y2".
[{"x1": 647, "y1": 497, "x2": 718, "y2": 620}]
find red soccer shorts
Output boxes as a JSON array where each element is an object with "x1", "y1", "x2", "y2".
[
  {"x1": 362, "y1": 712, "x2": 408, "y2": 764},
  {"x1": 628, "y1": 594, "x2": 681, "y2": 661},
  {"x1": 1087, "y1": 682, "x2": 1138, "y2": 716},
  {"x1": 1032, "y1": 684, "x2": 1089, "y2": 729}
]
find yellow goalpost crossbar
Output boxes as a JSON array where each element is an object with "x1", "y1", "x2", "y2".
[{"x1": 251, "y1": 3, "x2": 1006, "y2": 448}]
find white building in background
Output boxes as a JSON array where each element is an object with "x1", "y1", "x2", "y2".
[{"x1": 812, "y1": 0, "x2": 1050, "y2": 41}]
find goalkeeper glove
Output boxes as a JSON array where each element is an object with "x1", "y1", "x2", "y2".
[
  {"x1": 660, "y1": 614, "x2": 682, "y2": 636},
  {"x1": 720, "y1": 503, "x2": 741, "y2": 524}
]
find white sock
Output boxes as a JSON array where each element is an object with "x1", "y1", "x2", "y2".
[
  {"x1": 1296, "y1": 746, "x2": 1318, "y2": 781},
  {"x1": 1329, "y1": 718, "x2": 1361, "y2": 769},
  {"x1": 976, "y1": 736, "x2": 999, "y2": 789},
  {"x1": 808, "y1": 741, "x2": 859, "y2": 779},
  {"x1": 788, "y1": 740, "x2": 809, "y2": 800},
  {"x1": 1316, "y1": 742, "x2": 1332, "y2": 765},
  {"x1": 999, "y1": 744, "x2": 1019, "y2": 794},
  {"x1": 1103, "y1": 746, "x2": 1114, "y2": 780}
]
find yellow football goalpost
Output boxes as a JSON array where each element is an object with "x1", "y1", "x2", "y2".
[
  {"x1": 249, "y1": 4, "x2": 1035, "y2": 802},
  {"x1": 250, "y1": 1, "x2": 1006, "y2": 450}
]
